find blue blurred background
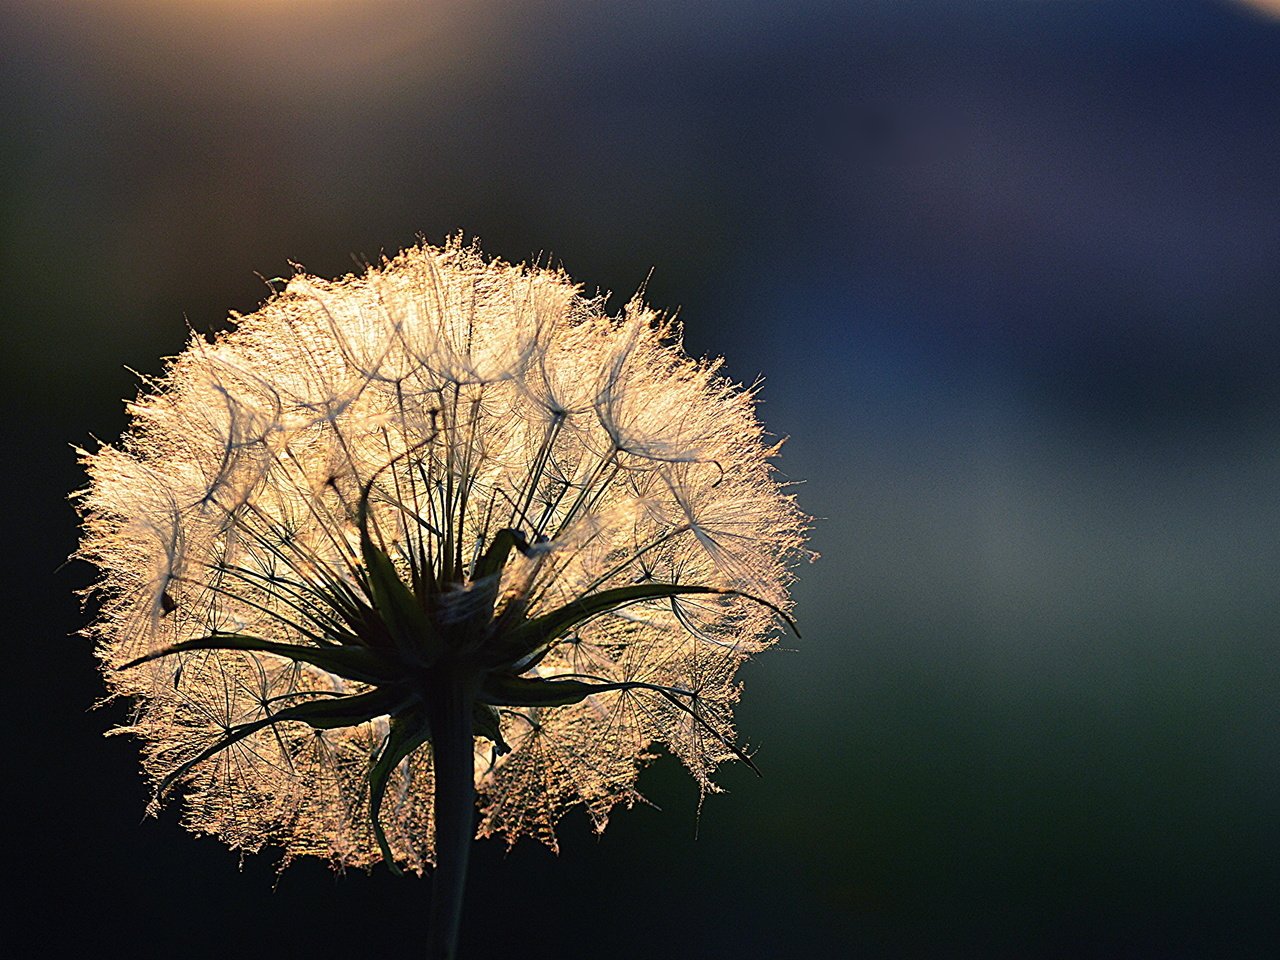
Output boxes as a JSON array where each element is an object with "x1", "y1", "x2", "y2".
[{"x1": 4, "y1": 1, "x2": 1278, "y2": 956}]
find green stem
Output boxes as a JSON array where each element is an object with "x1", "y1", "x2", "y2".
[{"x1": 425, "y1": 677, "x2": 477, "y2": 960}]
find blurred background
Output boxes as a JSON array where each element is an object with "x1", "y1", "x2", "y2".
[{"x1": 4, "y1": 1, "x2": 1279, "y2": 957}]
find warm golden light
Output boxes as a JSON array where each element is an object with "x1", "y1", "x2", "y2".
[
  {"x1": 1233, "y1": 0, "x2": 1280, "y2": 17},
  {"x1": 46, "y1": 1, "x2": 495, "y2": 99}
]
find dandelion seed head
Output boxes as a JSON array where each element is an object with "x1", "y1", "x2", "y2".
[{"x1": 77, "y1": 237, "x2": 809, "y2": 873}]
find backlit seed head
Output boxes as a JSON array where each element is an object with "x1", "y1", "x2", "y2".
[{"x1": 76, "y1": 237, "x2": 810, "y2": 873}]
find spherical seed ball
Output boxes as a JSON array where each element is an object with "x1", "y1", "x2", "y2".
[{"x1": 76, "y1": 237, "x2": 809, "y2": 872}]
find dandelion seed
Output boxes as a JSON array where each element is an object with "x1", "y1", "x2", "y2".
[{"x1": 75, "y1": 237, "x2": 809, "y2": 958}]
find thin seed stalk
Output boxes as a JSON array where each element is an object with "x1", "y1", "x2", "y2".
[{"x1": 425, "y1": 673, "x2": 478, "y2": 960}]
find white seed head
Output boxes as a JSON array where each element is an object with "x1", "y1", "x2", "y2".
[{"x1": 76, "y1": 237, "x2": 809, "y2": 872}]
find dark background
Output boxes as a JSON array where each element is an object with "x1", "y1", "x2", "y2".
[{"x1": 4, "y1": 1, "x2": 1279, "y2": 957}]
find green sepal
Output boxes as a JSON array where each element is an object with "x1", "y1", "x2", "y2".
[
  {"x1": 470, "y1": 528, "x2": 529, "y2": 584},
  {"x1": 482, "y1": 674, "x2": 763, "y2": 775},
  {"x1": 367, "y1": 709, "x2": 433, "y2": 876},
  {"x1": 361, "y1": 534, "x2": 443, "y2": 666},
  {"x1": 288, "y1": 686, "x2": 416, "y2": 729},
  {"x1": 471, "y1": 702, "x2": 511, "y2": 755},
  {"x1": 119, "y1": 633, "x2": 403, "y2": 686},
  {"x1": 357, "y1": 469, "x2": 443, "y2": 665},
  {"x1": 485, "y1": 583, "x2": 795, "y2": 668},
  {"x1": 479, "y1": 673, "x2": 604, "y2": 708},
  {"x1": 156, "y1": 686, "x2": 414, "y2": 797},
  {"x1": 453, "y1": 529, "x2": 532, "y2": 648}
]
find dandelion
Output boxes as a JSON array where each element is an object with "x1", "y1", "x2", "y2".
[{"x1": 75, "y1": 237, "x2": 808, "y2": 958}]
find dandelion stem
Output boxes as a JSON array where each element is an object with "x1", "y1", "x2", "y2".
[{"x1": 425, "y1": 674, "x2": 477, "y2": 960}]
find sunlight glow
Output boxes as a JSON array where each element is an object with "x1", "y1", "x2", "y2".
[
  {"x1": 46, "y1": 1, "x2": 491, "y2": 97},
  {"x1": 1233, "y1": 0, "x2": 1280, "y2": 17}
]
